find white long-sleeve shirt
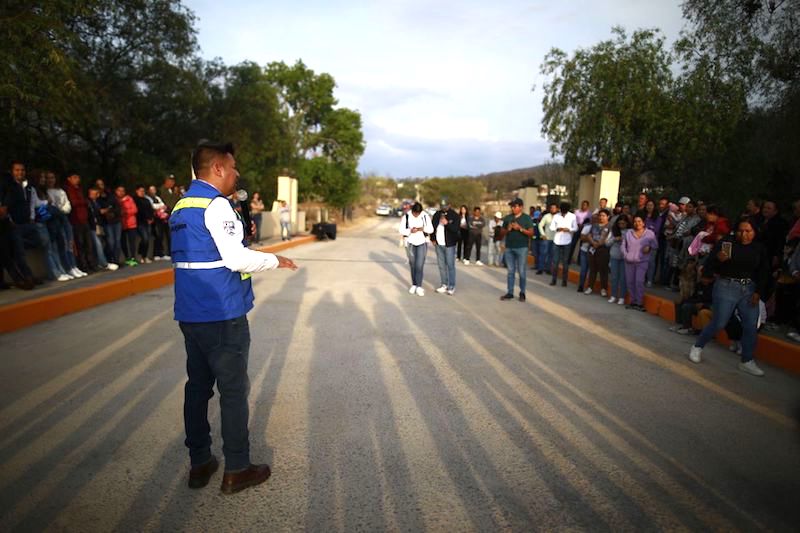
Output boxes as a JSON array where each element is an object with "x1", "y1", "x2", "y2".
[
  {"x1": 398, "y1": 211, "x2": 433, "y2": 246},
  {"x1": 549, "y1": 211, "x2": 578, "y2": 245},
  {"x1": 47, "y1": 188, "x2": 71, "y2": 214},
  {"x1": 204, "y1": 196, "x2": 278, "y2": 273}
]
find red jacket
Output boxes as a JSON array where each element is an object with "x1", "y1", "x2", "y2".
[
  {"x1": 702, "y1": 216, "x2": 731, "y2": 244},
  {"x1": 65, "y1": 183, "x2": 89, "y2": 225},
  {"x1": 118, "y1": 194, "x2": 138, "y2": 230}
]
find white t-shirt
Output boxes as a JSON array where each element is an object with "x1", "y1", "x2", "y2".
[
  {"x1": 398, "y1": 212, "x2": 433, "y2": 246},
  {"x1": 549, "y1": 212, "x2": 578, "y2": 245}
]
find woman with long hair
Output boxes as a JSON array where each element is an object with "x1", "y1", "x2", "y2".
[
  {"x1": 607, "y1": 214, "x2": 630, "y2": 304},
  {"x1": 31, "y1": 172, "x2": 71, "y2": 281},
  {"x1": 398, "y1": 202, "x2": 434, "y2": 295},
  {"x1": 688, "y1": 220, "x2": 770, "y2": 376},
  {"x1": 457, "y1": 205, "x2": 469, "y2": 263}
]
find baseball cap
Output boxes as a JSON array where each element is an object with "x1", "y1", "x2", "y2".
[
  {"x1": 508, "y1": 198, "x2": 523, "y2": 207},
  {"x1": 494, "y1": 211, "x2": 503, "y2": 218},
  {"x1": 439, "y1": 198, "x2": 450, "y2": 207},
  {"x1": 678, "y1": 196, "x2": 690, "y2": 204}
]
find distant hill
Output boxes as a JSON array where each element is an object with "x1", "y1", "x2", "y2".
[{"x1": 396, "y1": 162, "x2": 576, "y2": 193}]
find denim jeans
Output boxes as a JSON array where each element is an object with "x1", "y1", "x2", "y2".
[
  {"x1": 435, "y1": 244, "x2": 456, "y2": 290},
  {"x1": 694, "y1": 279, "x2": 759, "y2": 363},
  {"x1": 180, "y1": 316, "x2": 252, "y2": 471},
  {"x1": 408, "y1": 243, "x2": 427, "y2": 286},
  {"x1": 505, "y1": 246, "x2": 528, "y2": 295},
  {"x1": 280, "y1": 220, "x2": 291, "y2": 240},
  {"x1": 531, "y1": 239, "x2": 541, "y2": 270},
  {"x1": 104, "y1": 222, "x2": 122, "y2": 264},
  {"x1": 577, "y1": 250, "x2": 589, "y2": 290},
  {"x1": 609, "y1": 257, "x2": 627, "y2": 300},
  {"x1": 538, "y1": 239, "x2": 553, "y2": 273},
  {"x1": 47, "y1": 215, "x2": 77, "y2": 271},
  {"x1": 16, "y1": 223, "x2": 64, "y2": 279},
  {"x1": 136, "y1": 224, "x2": 150, "y2": 259},
  {"x1": 551, "y1": 243, "x2": 571, "y2": 283},
  {"x1": 90, "y1": 231, "x2": 109, "y2": 268}
]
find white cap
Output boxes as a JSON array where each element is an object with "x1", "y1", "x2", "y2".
[
  {"x1": 494, "y1": 211, "x2": 503, "y2": 218},
  {"x1": 678, "y1": 196, "x2": 690, "y2": 204}
]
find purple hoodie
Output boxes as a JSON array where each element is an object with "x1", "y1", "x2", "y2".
[{"x1": 621, "y1": 228, "x2": 658, "y2": 263}]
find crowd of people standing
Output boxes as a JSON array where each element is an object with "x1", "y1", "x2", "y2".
[{"x1": 399, "y1": 192, "x2": 800, "y2": 378}]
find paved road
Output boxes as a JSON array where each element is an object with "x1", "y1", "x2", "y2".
[{"x1": 1, "y1": 217, "x2": 799, "y2": 532}]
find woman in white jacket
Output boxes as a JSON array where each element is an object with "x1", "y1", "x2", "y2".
[{"x1": 398, "y1": 202, "x2": 434, "y2": 296}]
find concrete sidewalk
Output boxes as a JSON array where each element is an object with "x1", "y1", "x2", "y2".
[{"x1": 0, "y1": 234, "x2": 316, "y2": 334}]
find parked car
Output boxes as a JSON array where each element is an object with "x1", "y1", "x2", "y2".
[{"x1": 375, "y1": 204, "x2": 392, "y2": 216}]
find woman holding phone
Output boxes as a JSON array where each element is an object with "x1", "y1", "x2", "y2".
[
  {"x1": 621, "y1": 215, "x2": 658, "y2": 311},
  {"x1": 398, "y1": 202, "x2": 434, "y2": 296},
  {"x1": 688, "y1": 220, "x2": 770, "y2": 376}
]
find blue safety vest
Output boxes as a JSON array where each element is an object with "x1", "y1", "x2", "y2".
[{"x1": 170, "y1": 180, "x2": 254, "y2": 322}]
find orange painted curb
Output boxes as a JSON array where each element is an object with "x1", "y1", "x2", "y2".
[{"x1": 0, "y1": 235, "x2": 316, "y2": 334}]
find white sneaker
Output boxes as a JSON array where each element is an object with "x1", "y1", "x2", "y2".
[
  {"x1": 57, "y1": 274, "x2": 72, "y2": 281},
  {"x1": 728, "y1": 342, "x2": 740, "y2": 353},
  {"x1": 689, "y1": 346, "x2": 702, "y2": 363},
  {"x1": 463, "y1": 259, "x2": 470, "y2": 265},
  {"x1": 162, "y1": 255, "x2": 171, "y2": 260},
  {"x1": 601, "y1": 289, "x2": 608, "y2": 297},
  {"x1": 153, "y1": 256, "x2": 163, "y2": 261},
  {"x1": 143, "y1": 258, "x2": 153, "y2": 264},
  {"x1": 446, "y1": 288, "x2": 455, "y2": 295},
  {"x1": 475, "y1": 260, "x2": 483, "y2": 266},
  {"x1": 70, "y1": 267, "x2": 86, "y2": 278},
  {"x1": 617, "y1": 299, "x2": 625, "y2": 305},
  {"x1": 583, "y1": 288, "x2": 592, "y2": 295},
  {"x1": 739, "y1": 360, "x2": 764, "y2": 376},
  {"x1": 436, "y1": 285, "x2": 448, "y2": 293},
  {"x1": 409, "y1": 285, "x2": 417, "y2": 294},
  {"x1": 416, "y1": 287, "x2": 425, "y2": 296},
  {"x1": 106, "y1": 263, "x2": 119, "y2": 271},
  {"x1": 608, "y1": 297, "x2": 616, "y2": 304}
]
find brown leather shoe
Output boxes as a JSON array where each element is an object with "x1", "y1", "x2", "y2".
[
  {"x1": 220, "y1": 464, "x2": 271, "y2": 495},
  {"x1": 188, "y1": 455, "x2": 219, "y2": 489}
]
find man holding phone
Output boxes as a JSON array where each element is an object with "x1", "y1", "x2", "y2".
[{"x1": 500, "y1": 198, "x2": 534, "y2": 301}]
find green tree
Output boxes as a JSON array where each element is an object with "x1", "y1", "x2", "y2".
[
  {"x1": 539, "y1": 28, "x2": 673, "y2": 183},
  {"x1": 419, "y1": 178, "x2": 484, "y2": 209}
]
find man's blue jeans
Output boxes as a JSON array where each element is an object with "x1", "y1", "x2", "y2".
[
  {"x1": 409, "y1": 243, "x2": 427, "y2": 286},
  {"x1": 538, "y1": 240, "x2": 553, "y2": 273},
  {"x1": 694, "y1": 279, "x2": 759, "y2": 363},
  {"x1": 15, "y1": 223, "x2": 64, "y2": 279},
  {"x1": 435, "y1": 244, "x2": 456, "y2": 290},
  {"x1": 505, "y1": 246, "x2": 528, "y2": 295},
  {"x1": 531, "y1": 239, "x2": 541, "y2": 270},
  {"x1": 609, "y1": 257, "x2": 627, "y2": 300},
  {"x1": 90, "y1": 231, "x2": 109, "y2": 268},
  {"x1": 551, "y1": 243, "x2": 571, "y2": 283},
  {"x1": 180, "y1": 316, "x2": 252, "y2": 471},
  {"x1": 104, "y1": 222, "x2": 122, "y2": 264}
]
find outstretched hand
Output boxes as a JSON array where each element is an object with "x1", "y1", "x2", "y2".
[{"x1": 276, "y1": 255, "x2": 298, "y2": 270}]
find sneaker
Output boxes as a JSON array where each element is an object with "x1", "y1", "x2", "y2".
[
  {"x1": 549, "y1": 280, "x2": 556, "y2": 286},
  {"x1": 676, "y1": 328, "x2": 693, "y2": 335},
  {"x1": 153, "y1": 256, "x2": 163, "y2": 261},
  {"x1": 518, "y1": 292, "x2": 526, "y2": 302},
  {"x1": 409, "y1": 285, "x2": 417, "y2": 294},
  {"x1": 106, "y1": 263, "x2": 119, "y2": 271},
  {"x1": 688, "y1": 346, "x2": 702, "y2": 363},
  {"x1": 787, "y1": 331, "x2": 800, "y2": 343},
  {"x1": 143, "y1": 258, "x2": 153, "y2": 264},
  {"x1": 583, "y1": 288, "x2": 592, "y2": 295},
  {"x1": 446, "y1": 288, "x2": 455, "y2": 295},
  {"x1": 126, "y1": 258, "x2": 138, "y2": 267},
  {"x1": 57, "y1": 274, "x2": 72, "y2": 282},
  {"x1": 162, "y1": 255, "x2": 171, "y2": 261},
  {"x1": 617, "y1": 299, "x2": 625, "y2": 305},
  {"x1": 500, "y1": 293, "x2": 514, "y2": 301},
  {"x1": 608, "y1": 297, "x2": 616, "y2": 304},
  {"x1": 415, "y1": 286, "x2": 425, "y2": 296},
  {"x1": 738, "y1": 360, "x2": 764, "y2": 376},
  {"x1": 70, "y1": 267, "x2": 86, "y2": 278},
  {"x1": 463, "y1": 259, "x2": 470, "y2": 265},
  {"x1": 645, "y1": 281, "x2": 653, "y2": 288},
  {"x1": 436, "y1": 285, "x2": 448, "y2": 293},
  {"x1": 475, "y1": 260, "x2": 483, "y2": 266},
  {"x1": 728, "y1": 341, "x2": 740, "y2": 353},
  {"x1": 601, "y1": 289, "x2": 607, "y2": 297}
]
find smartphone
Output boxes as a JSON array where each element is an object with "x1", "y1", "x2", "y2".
[{"x1": 721, "y1": 241, "x2": 732, "y2": 257}]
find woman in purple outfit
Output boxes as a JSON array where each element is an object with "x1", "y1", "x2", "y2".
[{"x1": 621, "y1": 214, "x2": 658, "y2": 311}]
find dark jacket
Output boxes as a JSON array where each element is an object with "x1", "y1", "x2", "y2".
[
  {"x1": 96, "y1": 192, "x2": 120, "y2": 225},
  {"x1": 431, "y1": 208, "x2": 460, "y2": 246},
  {"x1": 2, "y1": 176, "x2": 32, "y2": 225},
  {"x1": 133, "y1": 195, "x2": 154, "y2": 225}
]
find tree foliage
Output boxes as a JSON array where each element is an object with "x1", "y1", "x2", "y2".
[
  {"x1": 0, "y1": 1, "x2": 365, "y2": 210},
  {"x1": 419, "y1": 178, "x2": 485, "y2": 209}
]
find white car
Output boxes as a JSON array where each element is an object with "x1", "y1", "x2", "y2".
[{"x1": 375, "y1": 204, "x2": 392, "y2": 216}]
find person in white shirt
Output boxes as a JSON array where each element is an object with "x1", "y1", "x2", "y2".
[
  {"x1": 398, "y1": 202, "x2": 434, "y2": 295},
  {"x1": 537, "y1": 203, "x2": 558, "y2": 275},
  {"x1": 549, "y1": 202, "x2": 578, "y2": 286},
  {"x1": 279, "y1": 200, "x2": 291, "y2": 241},
  {"x1": 488, "y1": 211, "x2": 504, "y2": 267}
]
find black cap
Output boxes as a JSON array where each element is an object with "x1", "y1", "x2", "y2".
[{"x1": 508, "y1": 198, "x2": 523, "y2": 207}]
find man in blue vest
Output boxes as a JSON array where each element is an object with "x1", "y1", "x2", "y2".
[{"x1": 172, "y1": 141, "x2": 297, "y2": 494}]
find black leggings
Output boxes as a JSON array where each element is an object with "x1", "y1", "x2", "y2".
[{"x1": 457, "y1": 228, "x2": 469, "y2": 259}]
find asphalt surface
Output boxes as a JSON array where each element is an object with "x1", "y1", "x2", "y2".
[{"x1": 1, "y1": 216, "x2": 799, "y2": 532}]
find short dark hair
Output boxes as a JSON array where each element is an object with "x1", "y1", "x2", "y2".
[
  {"x1": 598, "y1": 208, "x2": 611, "y2": 218},
  {"x1": 559, "y1": 202, "x2": 571, "y2": 212},
  {"x1": 135, "y1": 184, "x2": 145, "y2": 190},
  {"x1": 412, "y1": 202, "x2": 422, "y2": 214},
  {"x1": 706, "y1": 204, "x2": 721, "y2": 215},
  {"x1": 192, "y1": 140, "x2": 235, "y2": 178}
]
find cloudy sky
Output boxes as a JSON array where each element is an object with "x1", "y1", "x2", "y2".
[{"x1": 185, "y1": 0, "x2": 686, "y2": 178}]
